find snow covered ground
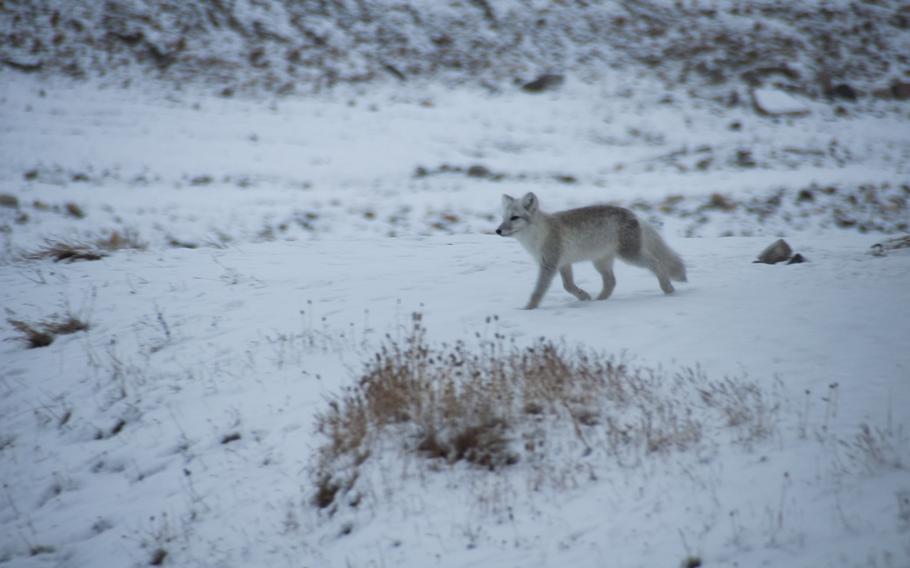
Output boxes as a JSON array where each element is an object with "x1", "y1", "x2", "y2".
[{"x1": 1, "y1": 73, "x2": 909, "y2": 567}]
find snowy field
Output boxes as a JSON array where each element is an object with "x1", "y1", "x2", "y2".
[{"x1": 1, "y1": 73, "x2": 909, "y2": 567}]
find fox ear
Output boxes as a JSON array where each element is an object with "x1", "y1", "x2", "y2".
[
  {"x1": 521, "y1": 192, "x2": 538, "y2": 212},
  {"x1": 502, "y1": 194, "x2": 515, "y2": 208}
]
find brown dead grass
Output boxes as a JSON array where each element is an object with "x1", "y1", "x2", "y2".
[
  {"x1": 23, "y1": 230, "x2": 146, "y2": 263},
  {"x1": 42, "y1": 314, "x2": 90, "y2": 335},
  {"x1": 6, "y1": 313, "x2": 89, "y2": 349},
  {"x1": 0, "y1": 193, "x2": 19, "y2": 208},
  {"x1": 7, "y1": 319, "x2": 54, "y2": 348},
  {"x1": 312, "y1": 313, "x2": 780, "y2": 511},
  {"x1": 847, "y1": 420, "x2": 907, "y2": 473},
  {"x1": 23, "y1": 240, "x2": 105, "y2": 262}
]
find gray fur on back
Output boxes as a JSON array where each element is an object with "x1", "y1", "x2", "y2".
[{"x1": 553, "y1": 205, "x2": 642, "y2": 260}]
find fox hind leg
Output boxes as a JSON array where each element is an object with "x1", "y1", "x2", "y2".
[
  {"x1": 593, "y1": 256, "x2": 617, "y2": 300},
  {"x1": 559, "y1": 265, "x2": 591, "y2": 301},
  {"x1": 642, "y1": 253, "x2": 674, "y2": 294}
]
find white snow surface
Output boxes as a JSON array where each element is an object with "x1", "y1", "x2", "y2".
[{"x1": 1, "y1": 73, "x2": 909, "y2": 567}]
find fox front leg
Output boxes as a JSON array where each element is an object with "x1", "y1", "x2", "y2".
[{"x1": 525, "y1": 264, "x2": 557, "y2": 309}]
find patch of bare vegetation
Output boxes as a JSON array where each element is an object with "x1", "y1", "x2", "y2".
[
  {"x1": 1, "y1": 1, "x2": 906, "y2": 101},
  {"x1": 642, "y1": 182, "x2": 909, "y2": 237},
  {"x1": 0, "y1": 193, "x2": 19, "y2": 208},
  {"x1": 7, "y1": 319, "x2": 55, "y2": 348},
  {"x1": 23, "y1": 229, "x2": 146, "y2": 262},
  {"x1": 312, "y1": 314, "x2": 780, "y2": 512},
  {"x1": 846, "y1": 419, "x2": 908, "y2": 474},
  {"x1": 96, "y1": 229, "x2": 145, "y2": 252},
  {"x1": 64, "y1": 202, "x2": 85, "y2": 219},
  {"x1": 42, "y1": 313, "x2": 90, "y2": 335},
  {"x1": 6, "y1": 312, "x2": 89, "y2": 349},
  {"x1": 23, "y1": 239, "x2": 105, "y2": 262},
  {"x1": 414, "y1": 163, "x2": 580, "y2": 187}
]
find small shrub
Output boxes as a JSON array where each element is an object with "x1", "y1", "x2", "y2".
[
  {"x1": 110, "y1": 419, "x2": 126, "y2": 437},
  {"x1": 24, "y1": 239, "x2": 105, "y2": 262},
  {"x1": 149, "y1": 548, "x2": 167, "y2": 566},
  {"x1": 6, "y1": 313, "x2": 89, "y2": 349},
  {"x1": 96, "y1": 229, "x2": 146, "y2": 252},
  {"x1": 221, "y1": 432, "x2": 242, "y2": 444},
  {"x1": 312, "y1": 314, "x2": 779, "y2": 509},
  {"x1": 7, "y1": 319, "x2": 54, "y2": 348},
  {"x1": 0, "y1": 193, "x2": 19, "y2": 208},
  {"x1": 29, "y1": 545, "x2": 55, "y2": 556},
  {"x1": 42, "y1": 313, "x2": 89, "y2": 335},
  {"x1": 705, "y1": 192, "x2": 736, "y2": 211},
  {"x1": 418, "y1": 418, "x2": 517, "y2": 469},
  {"x1": 847, "y1": 421, "x2": 907, "y2": 473},
  {"x1": 24, "y1": 230, "x2": 146, "y2": 262},
  {"x1": 168, "y1": 237, "x2": 198, "y2": 249},
  {"x1": 64, "y1": 202, "x2": 85, "y2": 218},
  {"x1": 313, "y1": 475, "x2": 341, "y2": 509}
]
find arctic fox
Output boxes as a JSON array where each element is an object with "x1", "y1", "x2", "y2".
[{"x1": 496, "y1": 192, "x2": 687, "y2": 309}]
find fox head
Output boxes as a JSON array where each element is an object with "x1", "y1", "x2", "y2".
[{"x1": 496, "y1": 192, "x2": 538, "y2": 237}]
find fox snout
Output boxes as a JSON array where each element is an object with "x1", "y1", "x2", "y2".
[{"x1": 495, "y1": 227, "x2": 503, "y2": 236}]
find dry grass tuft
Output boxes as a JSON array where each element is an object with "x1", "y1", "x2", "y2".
[
  {"x1": 149, "y1": 548, "x2": 167, "y2": 566},
  {"x1": 312, "y1": 314, "x2": 780, "y2": 511},
  {"x1": 6, "y1": 312, "x2": 89, "y2": 349},
  {"x1": 64, "y1": 202, "x2": 85, "y2": 219},
  {"x1": 23, "y1": 230, "x2": 146, "y2": 263},
  {"x1": 7, "y1": 319, "x2": 54, "y2": 348},
  {"x1": 23, "y1": 239, "x2": 106, "y2": 263},
  {"x1": 96, "y1": 229, "x2": 146, "y2": 252},
  {"x1": 42, "y1": 313, "x2": 90, "y2": 335},
  {"x1": 847, "y1": 420, "x2": 907, "y2": 473},
  {"x1": 0, "y1": 193, "x2": 19, "y2": 208}
]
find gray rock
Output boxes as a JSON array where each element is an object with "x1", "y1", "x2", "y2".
[
  {"x1": 754, "y1": 239, "x2": 793, "y2": 264},
  {"x1": 826, "y1": 83, "x2": 858, "y2": 101},
  {"x1": 521, "y1": 74, "x2": 564, "y2": 93}
]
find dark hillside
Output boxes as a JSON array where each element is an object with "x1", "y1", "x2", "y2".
[{"x1": 2, "y1": 0, "x2": 908, "y2": 101}]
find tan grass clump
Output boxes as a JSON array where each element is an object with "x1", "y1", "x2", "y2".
[
  {"x1": 312, "y1": 314, "x2": 780, "y2": 511},
  {"x1": 6, "y1": 313, "x2": 89, "y2": 348},
  {"x1": 23, "y1": 230, "x2": 146, "y2": 263}
]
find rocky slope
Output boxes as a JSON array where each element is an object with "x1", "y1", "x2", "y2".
[{"x1": 3, "y1": 0, "x2": 909, "y2": 102}]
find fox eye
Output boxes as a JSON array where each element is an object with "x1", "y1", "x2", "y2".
[{"x1": 510, "y1": 216, "x2": 521, "y2": 221}]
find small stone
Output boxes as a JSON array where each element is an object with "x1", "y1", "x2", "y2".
[
  {"x1": 826, "y1": 84, "x2": 858, "y2": 101},
  {"x1": 466, "y1": 165, "x2": 491, "y2": 178},
  {"x1": 755, "y1": 239, "x2": 793, "y2": 264},
  {"x1": 786, "y1": 253, "x2": 807, "y2": 264},
  {"x1": 521, "y1": 74, "x2": 564, "y2": 93},
  {"x1": 796, "y1": 189, "x2": 815, "y2": 203},
  {"x1": 891, "y1": 81, "x2": 910, "y2": 101}
]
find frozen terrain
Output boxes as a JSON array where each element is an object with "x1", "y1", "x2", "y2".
[{"x1": 1, "y1": 65, "x2": 909, "y2": 568}]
